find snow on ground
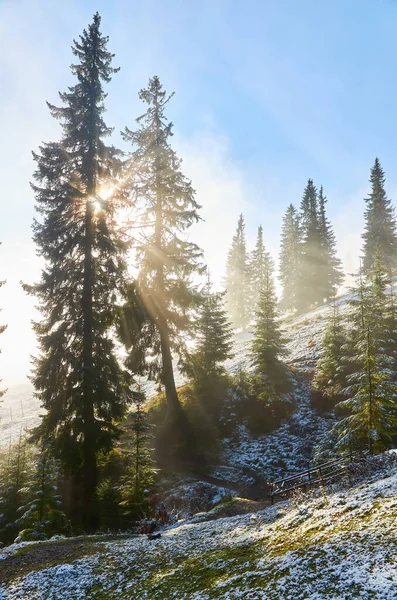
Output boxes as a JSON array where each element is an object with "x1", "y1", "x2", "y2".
[
  {"x1": 222, "y1": 377, "x2": 334, "y2": 481},
  {"x1": 2, "y1": 459, "x2": 397, "y2": 599}
]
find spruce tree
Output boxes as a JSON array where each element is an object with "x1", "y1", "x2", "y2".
[
  {"x1": 279, "y1": 204, "x2": 300, "y2": 313},
  {"x1": 17, "y1": 445, "x2": 67, "y2": 541},
  {"x1": 120, "y1": 391, "x2": 156, "y2": 522},
  {"x1": 225, "y1": 214, "x2": 250, "y2": 330},
  {"x1": 24, "y1": 13, "x2": 131, "y2": 527},
  {"x1": 249, "y1": 225, "x2": 272, "y2": 313},
  {"x1": 317, "y1": 186, "x2": 344, "y2": 301},
  {"x1": 122, "y1": 77, "x2": 204, "y2": 414},
  {"x1": 333, "y1": 265, "x2": 397, "y2": 454},
  {"x1": 251, "y1": 265, "x2": 288, "y2": 394},
  {"x1": 297, "y1": 179, "x2": 324, "y2": 312},
  {"x1": 184, "y1": 275, "x2": 234, "y2": 384},
  {"x1": 362, "y1": 158, "x2": 397, "y2": 274},
  {"x1": 314, "y1": 297, "x2": 346, "y2": 402},
  {"x1": 0, "y1": 433, "x2": 31, "y2": 544}
]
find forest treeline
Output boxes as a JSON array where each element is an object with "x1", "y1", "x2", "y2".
[{"x1": 1, "y1": 13, "x2": 397, "y2": 543}]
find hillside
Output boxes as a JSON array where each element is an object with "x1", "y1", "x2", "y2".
[
  {"x1": 1, "y1": 455, "x2": 397, "y2": 599},
  {"x1": 0, "y1": 296, "x2": 336, "y2": 449}
]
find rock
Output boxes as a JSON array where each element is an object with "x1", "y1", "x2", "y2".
[{"x1": 147, "y1": 532, "x2": 162, "y2": 540}]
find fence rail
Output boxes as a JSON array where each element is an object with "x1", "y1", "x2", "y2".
[{"x1": 270, "y1": 457, "x2": 350, "y2": 504}]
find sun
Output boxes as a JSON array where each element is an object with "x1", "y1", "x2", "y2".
[{"x1": 98, "y1": 184, "x2": 114, "y2": 201}]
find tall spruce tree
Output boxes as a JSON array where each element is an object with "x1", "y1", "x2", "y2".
[
  {"x1": 24, "y1": 14, "x2": 131, "y2": 527},
  {"x1": 317, "y1": 186, "x2": 344, "y2": 301},
  {"x1": 122, "y1": 77, "x2": 204, "y2": 414},
  {"x1": 279, "y1": 204, "x2": 300, "y2": 313},
  {"x1": 333, "y1": 265, "x2": 397, "y2": 454},
  {"x1": 249, "y1": 225, "x2": 272, "y2": 314},
  {"x1": 362, "y1": 158, "x2": 397, "y2": 274},
  {"x1": 225, "y1": 214, "x2": 250, "y2": 330},
  {"x1": 297, "y1": 179, "x2": 324, "y2": 312}
]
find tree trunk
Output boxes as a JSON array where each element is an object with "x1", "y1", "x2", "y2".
[{"x1": 82, "y1": 43, "x2": 99, "y2": 527}]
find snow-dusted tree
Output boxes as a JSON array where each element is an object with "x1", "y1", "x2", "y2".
[
  {"x1": 333, "y1": 264, "x2": 397, "y2": 454},
  {"x1": 0, "y1": 433, "x2": 31, "y2": 544},
  {"x1": 225, "y1": 214, "x2": 250, "y2": 330},
  {"x1": 122, "y1": 76, "x2": 204, "y2": 415},
  {"x1": 362, "y1": 158, "x2": 397, "y2": 274},
  {"x1": 317, "y1": 186, "x2": 344, "y2": 301},
  {"x1": 16, "y1": 445, "x2": 67, "y2": 541},
  {"x1": 314, "y1": 298, "x2": 347, "y2": 402},
  {"x1": 279, "y1": 204, "x2": 300, "y2": 313},
  {"x1": 249, "y1": 225, "x2": 272, "y2": 314}
]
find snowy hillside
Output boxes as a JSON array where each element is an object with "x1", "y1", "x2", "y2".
[
  {"x1": 2, "y1": 456, "x2": 397, "y2": 599},
  {"x1": 0, "y1": 385, "x2": 37, "y2": 448}
]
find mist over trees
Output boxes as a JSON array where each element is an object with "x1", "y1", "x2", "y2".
[
  {"x1": 122, "y1": 76, "x2": 204, "y2": 416},
  {"x1": 3, "y1": 10, "x2": 397, "y2": 543}
]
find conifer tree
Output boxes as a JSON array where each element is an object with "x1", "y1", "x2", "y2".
[
  {"x1": 251, "y1": 265, "x2": 288, "y2": 394},
  {"x1": 317, "y1": 187, "x2": 344, "y2": 301},
  {"x1": 333, "y1": 265, "x2": 397, "y2": 454},
  {"x1": 249, "y1": 225, "x2": 272, "y2": 313},
  {"x1": 225, "y1": 214, "x2": 250, "y2": 330},
  {"x1": 279, "y1": 204, "x2": 300, "y2": 313},
  {"x1": 120, "y1": 391, "x2": 156, "y2": 522},
  {"x1": 362, "y1": 158, "x2": 397, "y2": 274},
  {"x1": 297, "y1": 179, "x2": 324, "y2": 312},
  {"x1": 0, "y1": 433, "x2": 31, "y2": 544},
  {"x1": 184, "y1": 275, "x2": 234, "y2": 385},
  {"x1": 17, "y1": 445, "x2": 67, "y2": 541},
  {"x1": 122, "y1": 77, "x2": 204, "y2": 414},
  {"x1": 314, "y1": 298, "x2": 346, "y2": 401},
  {"x1": 24, "y1": 13, "x2": 131, "y2": 527}
]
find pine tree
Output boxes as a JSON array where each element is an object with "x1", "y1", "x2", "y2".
[
  {"x1": 362, "y1": 158, "x2": 397, "y2": 274},
  {"x1": 119, "y1": 391, "x2": 156, "y2": 522},
  {"x1": 24, "y1": 13, "x2": 131, "y2": 527},
  {"x1": 225, "y1": 214, "x2": 250, "y2": 330},
  {"x1": 317, "y1": 186, "x2": 344, "y2": 301},
  {"x1": 0, "y1": 433, "x2": 31, "y2": 544},
  {"x1": 122, "y1": 76, "x2": 204, "y2": 414},
  {"x1": 251, "y1": 265, "x2": 288, "y2": 394},
  {"x1": 314, "y1": 297, "x2": 346, "y2": 402},
  {"x1": 16, "y1": 445, "x2": 67, "y2": 541},
  {"x1": 185, "y1": 275, "x2": 234, "y2": 383},
  {"x1": 297, "y1": 179, "x2": 324, "y2": 312},
  {"x1": 333, "y1": 265, "x2": 397, "y2": 454},
  {"x1": 249, "y1": 225, "x2": 272, "y2": 314},
  {"x1": 279, "y1": 204, "x2": 300, "y2": 313}
]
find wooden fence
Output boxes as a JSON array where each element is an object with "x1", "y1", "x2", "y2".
[{"x1": 270, "y1": 457, "x2": 350, "y2": 505}]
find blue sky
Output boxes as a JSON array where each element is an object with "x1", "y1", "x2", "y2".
[{"x1": 1, "y1": 0, "x2": 397, "y2": 384}]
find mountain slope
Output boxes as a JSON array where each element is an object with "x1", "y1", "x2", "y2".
[{"x1": 2, "y1": 457, "x2": 397, "y2": 599}]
